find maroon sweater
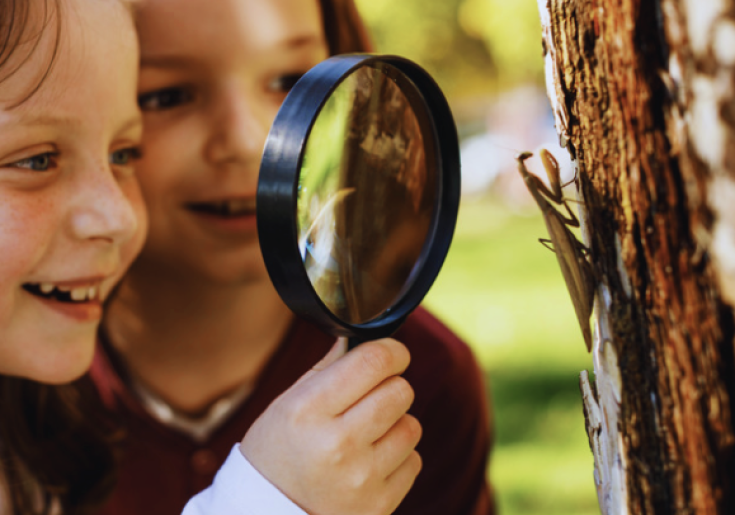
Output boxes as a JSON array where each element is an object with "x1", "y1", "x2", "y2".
[{"x1": 90, "y1": 307, "x2": 494, "y2": 515}]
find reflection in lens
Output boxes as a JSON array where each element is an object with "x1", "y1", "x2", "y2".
[{"x1": 298, "y1": 63, "x2": 437, "y2": 324}]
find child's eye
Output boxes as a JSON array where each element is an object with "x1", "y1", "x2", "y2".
[
  {"x1": 7, "y1": 152, "x2": 57, "y2": 171},
  {"x1": 138, "y1": 87, "x2": 193, "y2": 111},
  {"x1": 109, "y1": 147, "x2": 142, "y2": 166},
  {"x1": 267, "y1": 73, "x2": 305, "y2": 94}
]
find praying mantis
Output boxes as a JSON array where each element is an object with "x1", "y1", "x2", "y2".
[{"x1": 516, "y1": 150, "x2": 595, "y2": 352}]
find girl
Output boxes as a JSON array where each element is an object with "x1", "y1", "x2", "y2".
[
  {"x1": 0, "y1": 1, "x2": 418, "y2": 514},
  {"x1": 0, "y1": 0, "x2": 146, "y2": 511},
  {"x1": 96, "y1": 0, "x2": 494, "y2": 514}
]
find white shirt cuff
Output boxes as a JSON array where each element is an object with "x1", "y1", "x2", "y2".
[{"x1": 182, "y1": 444, "x2": 307, "y2": 515}]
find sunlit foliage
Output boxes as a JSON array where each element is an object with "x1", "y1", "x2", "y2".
[
  {"x1": 354, "y1": 0, "x2": 544, "y2": 98},
  {"x1": 459, "y1": 0, "x2": 544, "y2": 86}
]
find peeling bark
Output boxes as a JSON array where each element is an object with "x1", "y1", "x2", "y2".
[{"x1": 537, "y1": 0, "x2": 735, "y2": 512}]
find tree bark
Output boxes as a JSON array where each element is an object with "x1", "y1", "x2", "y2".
[{"x1": 537, "y1": 0, "x2": 735, "y2": 513}]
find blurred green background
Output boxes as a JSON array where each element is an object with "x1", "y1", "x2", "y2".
[{"x1": 353, "y1": 0, "x2": 599, "y2": 513}]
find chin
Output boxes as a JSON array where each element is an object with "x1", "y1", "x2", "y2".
[
  {"x1": 205, "y1": 264, "x2": 270, "y2": 287},
  {"x1": 32, "y1": 359, "x2": 92, "y2": 385},
  {"x1": 135, "y1": 244, "x2": 270, "y2": 287},
  {"x1": 14, "y1": 332, "x2": 97, "y2": 385},
  {"x1": 193, "y1": 251, "x2": 271, "y2": 286}
]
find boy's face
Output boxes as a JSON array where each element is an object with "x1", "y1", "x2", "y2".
[
  {"x1": 0, "y1": 0, "x2": 146, "y2": 382},
  {"x1": 134, "y1": 0, "x2": 329, "y2": 285}
]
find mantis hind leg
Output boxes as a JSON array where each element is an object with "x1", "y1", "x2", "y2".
[
  {"x1": 539, "y1": 238, "x2": 555, "y2": 252},
  {"x1": 557, "y1": 200, "x2": 581, "y2": 228}
]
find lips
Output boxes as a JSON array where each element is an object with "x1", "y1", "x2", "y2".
[
  {"x1": 21, "y1": 279, "x2": 106, "y2": 323},
  {"x1": 186, "y1": 198, "x2": 256, "y2": 217}
]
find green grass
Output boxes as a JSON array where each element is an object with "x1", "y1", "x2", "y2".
[{"x1": 423, "y1": 196, "x2": 599, "y2": 515}]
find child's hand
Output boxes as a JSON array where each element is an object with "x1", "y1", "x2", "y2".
[{"x1": 240, "y1": 337, "x2": 422, "y2": 515}]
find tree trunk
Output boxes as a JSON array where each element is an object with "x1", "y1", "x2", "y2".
[{"x1": 536, "y1": 0, "x2": 735, "y2": 513}]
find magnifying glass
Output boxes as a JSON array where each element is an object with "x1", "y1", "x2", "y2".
[{"x1": 257, "y1": 54, "x2": 460, "y2": 346}]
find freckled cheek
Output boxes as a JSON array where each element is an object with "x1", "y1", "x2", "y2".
[{"x1": 0, "y1": 198, "x2": 58, "y2": 321}]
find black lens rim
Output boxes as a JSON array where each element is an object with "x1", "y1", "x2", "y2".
[{"x1": 257, "y1": 54, "x2": 460, "y2": 340}]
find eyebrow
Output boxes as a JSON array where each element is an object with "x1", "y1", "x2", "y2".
[
  {"x1": 140, "y1": 34, "x2": 326, "y2": 69},
  {"x1": 285, "y1": 34, "x2": 324, "y2": 49},
  {"x1": 116, "y1": 116, "x2": 143, "y2": 136},
  {"x1": 118, "y1": 116, "x2": 143, "y2": 132},
  {"x1": 18, "y1": 114, "x2": 83, "y2": 129},
  {"x1": 16, "y1": 114, "x2": 142, "y2": 137}
]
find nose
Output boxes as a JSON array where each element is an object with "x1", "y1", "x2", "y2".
[
  {"x1": 68, "y1": 159, "x2": 139, "y2": 245},
  {"x1": 204, "y1": 83, "x2": 270, "y2": 168}
]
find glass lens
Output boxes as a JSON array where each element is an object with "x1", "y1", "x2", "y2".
[{"x1": 297, "y1": 62, "x2": 437, "y2": 324}]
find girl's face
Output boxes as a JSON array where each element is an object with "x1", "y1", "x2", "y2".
[
  {"x1": 134, "y1": 0, "x2": 329, "y2": 284},
  {"x1": 0, "y1": 0, "x2": 147, "y2": 383}
]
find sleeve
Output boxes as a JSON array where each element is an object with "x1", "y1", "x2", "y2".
[{"x1": 181, "y1": 445, "x2": 308, "y2": 515}]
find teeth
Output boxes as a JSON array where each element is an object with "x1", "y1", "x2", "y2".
[
  {"x1": 71, "y1": 288, "x2": 87, "y2": 301},
  {"x1": 191, "y1": 199, "x2": 255, "y2": 216},
  {"x1": 227, "y1": 199, "x2": 254, "y2": 214},
  {"x1": 30, "y1": 282, "x2": 100, "y2": 302}
]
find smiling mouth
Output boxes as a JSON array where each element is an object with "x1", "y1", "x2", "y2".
[
  {"x1": 23, "y1": 282, "x2": 100, "y2": 304},
  {"x1": 187, "y1": 198, "x2": 256, "y2": 218}
]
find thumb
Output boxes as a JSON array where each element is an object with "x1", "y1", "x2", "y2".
[{"x1": 293, "y1": 337, "x2": 347, "y2": 386}]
